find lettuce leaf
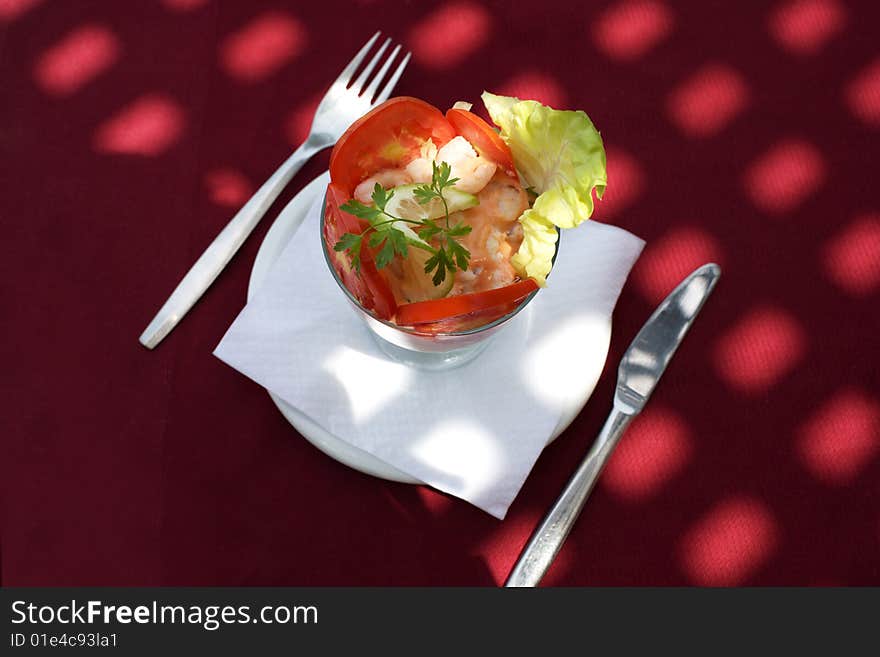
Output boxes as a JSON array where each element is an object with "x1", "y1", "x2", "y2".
[{"x1": 482, "y1": 91, "x2": 607, "y2": 285}]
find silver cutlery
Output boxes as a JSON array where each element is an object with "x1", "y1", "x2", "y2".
[
  {"x1": 139, "y1": 32, "x2": 411, "y2": 349},
  {"x1": 505, "y1": 263, "x2": 722, "y2": 587}
]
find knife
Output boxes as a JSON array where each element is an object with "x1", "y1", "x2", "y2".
[{"x1": 504, "y1": 263, "x2": 721, "y2": 587}]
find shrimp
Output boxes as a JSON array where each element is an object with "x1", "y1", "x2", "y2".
[
  {"x1": 404, "y1": 141, "x2": 438, "y2": 183},
  {"x1": 352, "y1": 136, "x2": 497, "y2": 203},
  {"x1": 450, "y1": 172, "x2": 529, "y2": 295},
  {"x1": 435, "y1": 136, "x2": 496, "y2": 194},
  {"x1": 403, "y1": 136, "x2": 497, "y2": 194},
  {"x1": 353, "y1": 168, "x2": 412, "y2": 203}
]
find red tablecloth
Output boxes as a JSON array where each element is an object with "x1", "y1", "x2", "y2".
[{"x1": 3, "y1": 0, "x2": 879, "y2": 585}]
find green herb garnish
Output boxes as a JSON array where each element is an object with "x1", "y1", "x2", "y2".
[{"x1": 334, "y1": 161, "x2": 472, "y2": 286}]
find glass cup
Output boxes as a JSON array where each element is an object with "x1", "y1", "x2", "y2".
[{"x1": 321, "y1": 193, "x2": 557, "y2": 371}]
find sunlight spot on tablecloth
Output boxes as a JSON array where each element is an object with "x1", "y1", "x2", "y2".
[
  {"x1": 284, "y1": 92, "x2": 322, "y2": 146},
  {"x1": 845, "y1": 58, "x2": 880, "y2": 126},
  {"x1": 666, "y1": 63, "x2": 750, "y2": 138},
  {"x1": 204, "y1": 168, "x2": 253, "y2": 208},
  {"x1": 34, "y1": 24, "x2": 120, "y2": 97},
  {"x1": 322, "y1": 346, "x2": 412, "y2": 425},
  {"x1": 592, "y1": 0, "x2": 674, "y2": 61},
  {"x1": 161, "y1": 0, "x2": 210, "y2": 11},
  {"x1": 0, "y1": 0, "x2": 42, "y2": 22},
  {"x1": 743, "y1": 139, "x2": 826, "y2": 214},
  {"x1": 822, "y1": 213, "x2": 880, "y2": 295},
  {"x1": 797, "y1": 390, "x2": 880, "y2": 485},
  {"x1": 768, "y1": 0, "x2": 847, "y2": 55},
  {"x1": 602, "y1": 406, "x2": 693, "y2": 502},
  {"x1": 219, "y1": 11, "x2": 307, "y2": 82},
  {"x1": 594, "y1": 146, "x2": 644, "y2": 220},
  {"x1": 473, "y1": 507, "x2": 544, "y2": 585},
  {"x1": 415, "y1": 487, "x2": 453, "y2": 515},
  {"x1": 408, "y1": 1, "x2": 490, "y2": 70},
  {"x1": 679, "y1": 497, "x2": 779, "y2": 585},
  {"x1": 714, "y1": 306, "x2": 806, "y2": 393},
  {"x1": 93, "y1": 94, "x2": 185, "y2": 156},
  {"x1": 632, "y1": 226, "x2": 722, "y2": 304},
  {"x1": 495, "y1": 71, "x2": 567, "y2": 108}
]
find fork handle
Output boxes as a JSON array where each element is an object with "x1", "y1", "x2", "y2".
[
  {"x1": 139, "y1": 138, "x2": 325, "y2": 349},
  {"x1": 505, "y1": 406, "x2": 635, "y2": 587}
]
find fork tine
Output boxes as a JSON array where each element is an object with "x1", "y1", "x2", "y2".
[
  {"x1": 350, "y1": 37, "x2": 391, "y2": 94},
  {"x1": 375, "y1": 51, "x2": 411, "y2": 104},
  {"x1": 333, "y1": 31, "x2": 380, "y2": 87},
  {"x1": 363, "y1": 44, "x2": 401, "y2": 101}
]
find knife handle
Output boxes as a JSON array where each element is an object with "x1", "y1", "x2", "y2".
[{"x1": 505, "y1": 405, "x2": 634, "y2": 587}]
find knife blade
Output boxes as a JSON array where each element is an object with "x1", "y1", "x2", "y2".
[{"x1": 505, "y1": 263, "x2": 721, "y2": 587}]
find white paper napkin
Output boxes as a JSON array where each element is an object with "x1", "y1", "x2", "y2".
[{"x1": 215, "y1": 193, "x2": 644, "y2": 519}]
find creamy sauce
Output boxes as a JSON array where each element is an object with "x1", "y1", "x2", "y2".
[
  {"x1": 360, "y1": 138, "x2": 528, "y2": 304},
  {"x1": 450, "y1": 173, "x2": 527, "y2": 296},
  {"x1": 382, "y1": 172, "x2": 527, "y2": 304}
]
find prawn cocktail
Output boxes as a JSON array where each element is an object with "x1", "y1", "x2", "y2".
[{"x1": 322, "y1": 92, "x2": 608, "y2": 334}]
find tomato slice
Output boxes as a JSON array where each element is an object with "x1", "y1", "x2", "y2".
[
  {"x1": 330, "y1": 97, "x2": 456, "y2": 194},
  {"x1": 400, "y1": 300, "x2": 524, "y2": 335},
  {"x1": 395, "y1": 279, "x2": 538, "y2": 328},
  {"x1": 446, "y1": 108, "x2": 517, "y2": 178},
  {"x1": 322, "y1": 183, "x2": 397, "y2": 319}
]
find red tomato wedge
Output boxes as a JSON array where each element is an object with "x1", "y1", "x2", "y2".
[
  {"x1": 445, "y1": 108, "x2": 517, "y2": 178},
  {"x1": 399, "y1": 300, "x2": 525, "y2": 335},
  {"x1": 330, "y1": 97, "x2": 456, "y2": 194},
  {"x1": 322, "y1": 183, "x2": 397, "y2": 320},
  {"x1": 395, "y1": 279, "x2": 538, "y2": 328}
]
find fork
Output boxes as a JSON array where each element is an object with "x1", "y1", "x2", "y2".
[{"x1": 139, "y1": 32, "x2": 411, "y2": 349}]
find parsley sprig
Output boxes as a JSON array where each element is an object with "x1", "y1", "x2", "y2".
[{"x1": 334, "y1": 161, "x2": 472, "y2": 286}]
